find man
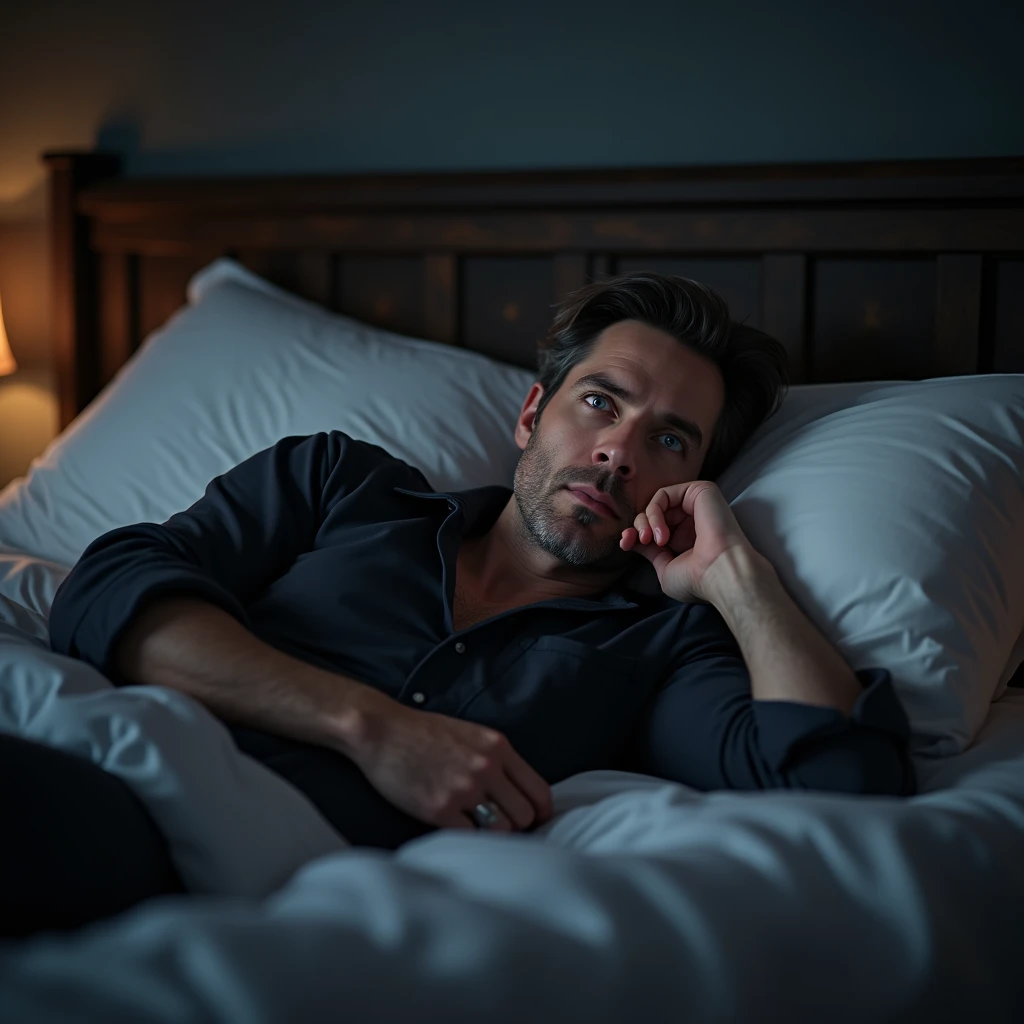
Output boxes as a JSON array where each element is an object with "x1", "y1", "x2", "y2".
[{"x1": 8, "y1": 273, "x2": 913, "y2": 932}]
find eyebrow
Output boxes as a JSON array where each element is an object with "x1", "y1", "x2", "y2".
[{"x1": 571, "y1": 371, "x2": 705, "y2": 450}]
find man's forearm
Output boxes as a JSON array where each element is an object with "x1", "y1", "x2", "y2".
[
  {"x1": 115, "y1": 595, "x2": 391, "y2": 757},
  {"x1": 702, "y1": 546, "x2": 862, "y2": 715}
]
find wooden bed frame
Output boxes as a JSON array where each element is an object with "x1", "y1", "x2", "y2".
[{"x1": 45, "y1": 151, "x2": 1024, "y2": 432}]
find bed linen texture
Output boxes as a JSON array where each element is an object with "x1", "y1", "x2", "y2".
[
  {"x1": 0, "y1": 598, "x2": 347, "y2": 898},
  {"x1": 1, "y1": 604, "x2": 1023, "y2": 1022}
]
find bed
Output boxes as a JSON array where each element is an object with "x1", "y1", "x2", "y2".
[{"x1": 1, "y1": 152, "x2": 1023, "y2": 1021}]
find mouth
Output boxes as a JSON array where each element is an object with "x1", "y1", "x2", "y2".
[{"x1": 565, "y1": 485, "x2": 619, "y2": 518}]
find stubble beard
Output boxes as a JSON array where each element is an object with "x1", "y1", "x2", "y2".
[{"x1": 512, "y1": 428, "x2": 630, "y2": 571}]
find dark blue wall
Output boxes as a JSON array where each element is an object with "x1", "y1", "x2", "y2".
[
  {"x1": 0, "y1": 0, "x2": 1021, "y2": 479},
  {"x1": 2, "y1": 0, "x2": 1022, "y2": 190}
]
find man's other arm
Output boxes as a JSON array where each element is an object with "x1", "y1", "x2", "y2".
[
  {"x1": 49, "y1": 431, "x2": 360, "y2": 678},
  {"x1": 49, "y1": 430, "x2": 395, "y2": 752},
  {"x1": 628, "y1": 555, "x2": 916, "y2": 796},
  {"x1": 114, "y1": 594, "x2": 383, "y2": 755},
  {"x1": 48, "y1": 434, "x2": 552, "y2": 830},
  {"x1": 113, "y1": 594, "x2": 553, "y2": 832}
]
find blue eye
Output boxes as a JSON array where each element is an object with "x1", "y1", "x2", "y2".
[
  {"x1": 659, "y1": 434, "x2": 687, "y2": 454},
  {"x1": 583, "y1": 393, "x2": 689, "y2": 456}
]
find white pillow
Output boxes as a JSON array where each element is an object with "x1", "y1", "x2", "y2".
[
  {"x1": 0, "y1": 259, "x2": 536, "y2": 567},
  {"x1": 716, "y1": 375, "x2": 1024, "y2": 757}
]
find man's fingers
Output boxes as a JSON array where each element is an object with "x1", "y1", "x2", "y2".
[
  {"x1": 645, "y1": 504, "x2": 668, "y2": 543},
  {"x1": 642, "y1": 492, "x2": 692, "y2": 545},
  {"x1": 621, "y1": 526, "x2": 645, "y2": 551},
  {"x1": 486, "y1": 772, "x2": 538, "y2": 830},
  {"x1": 622, "y1": 526, "x2": 661, "y2": 557},
  {"x1": 664, "y1": 506, "x2": 687, "y2": 527},
  {"x1": 632, "y1": 511, "x2": 652, "y2": 545},
  {"x1": 637, "y1": 507, "x2": 686, "y2": 546},
  {"x1": 503, "y1": 751, "x2": 554, "y2": 823},
  {"x1": 648, "y1": 495, "x2": 685, "y2": 544}
]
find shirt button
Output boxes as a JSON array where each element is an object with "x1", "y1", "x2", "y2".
[
  {"x1": 411, "y1": 692, "x2": 426, "y2": 704},
  {"x1": 454, "y1": 642, "x2": 466, "y2": 654}
]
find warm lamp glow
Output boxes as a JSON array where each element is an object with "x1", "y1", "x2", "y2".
[{"x1": 0, "y1": 294, "x2": 17, "y2": 376}]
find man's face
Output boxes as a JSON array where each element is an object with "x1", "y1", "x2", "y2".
[{"x1": 512, "y1": 320, "x2": 726, "y2": 571}]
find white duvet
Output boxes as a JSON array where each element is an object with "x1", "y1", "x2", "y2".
[{"x1": 2, "y1": 593, "x2": 1024, "y2": 1022}]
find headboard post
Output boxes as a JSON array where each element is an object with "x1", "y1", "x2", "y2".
[{"x1": 43, "y1": 150, "x2": 122, "y2": 430}]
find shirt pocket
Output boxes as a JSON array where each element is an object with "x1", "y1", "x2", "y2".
[{"x1": 460, "y1": 634, "x2": 643, "y2": 782}]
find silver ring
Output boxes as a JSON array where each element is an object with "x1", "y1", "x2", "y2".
[{"x1": 471, "y1": 800, "x2": 501, "y2": 829}]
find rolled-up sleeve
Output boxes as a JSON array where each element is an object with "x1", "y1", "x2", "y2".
[
  {"x1": 628, "y1": 603, "x2": 916, "y2": 797},
  {"x1": 48, "y1": 431, "x2": 373, "y2": 682}
]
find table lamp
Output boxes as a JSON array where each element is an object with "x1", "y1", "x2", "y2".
[{"x1": 0, "y1": 293, "x2": 16, "y2": 376}]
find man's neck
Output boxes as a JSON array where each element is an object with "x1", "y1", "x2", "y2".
[{"x1": 458, "y1": 498, "x2": 624, "y2": 606}]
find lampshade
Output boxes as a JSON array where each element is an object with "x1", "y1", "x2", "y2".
[{"x1": 0, "y1": 293, "x2": 16, "y2": 376}]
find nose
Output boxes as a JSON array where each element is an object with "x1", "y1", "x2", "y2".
[{"x1": 592, "y1": 424, "x2": 638, "y2": 480}]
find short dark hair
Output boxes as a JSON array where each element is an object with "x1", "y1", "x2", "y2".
[{"x1": 534, "y1": 272, "x2": 789, "y2": 481}]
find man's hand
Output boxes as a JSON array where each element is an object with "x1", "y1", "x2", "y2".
[
  {"x1": 619, "y1": 480, "x2": 770, "y2": 604},
  {"x1": 350, "y1": 691, "x2": 554, "y2": 832}
]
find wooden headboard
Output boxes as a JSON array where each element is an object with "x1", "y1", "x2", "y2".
[{"x1": 45, "y1": 151, "x2": 1024, "y2": 431}]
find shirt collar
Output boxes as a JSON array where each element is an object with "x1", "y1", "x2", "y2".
[
  {"x1": 394, "y1": 483, "x2": 511, "y2": 536},
  {"x1": 393, "y1": 483, "x2": 661, "y2": 609}
]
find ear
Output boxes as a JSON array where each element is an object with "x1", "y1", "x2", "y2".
[{"x1": 514, "y1": 382, "x2": 545, "y2": 451}]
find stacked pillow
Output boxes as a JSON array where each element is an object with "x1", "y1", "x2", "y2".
[
  {"x1": 0, "y1": 259, "x2": 535, "y2": 568},
  {"x1": 0, "y1": 258, "x2": 1020, "y2": 756},
  {"x1": 716, "y1": 375, "x2": 1024, "y2": 755}
]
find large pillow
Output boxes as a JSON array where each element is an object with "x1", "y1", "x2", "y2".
[
  {"x1": 716, "y1": 374, "x2": 1024, "y2": 757},
  {"x1": 0, "y1": 259, "x2": 536, "y2": 567}
]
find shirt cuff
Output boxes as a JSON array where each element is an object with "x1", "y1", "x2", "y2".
[
  {"x1": 52, "y1": 567, "x2": 252, "y2": 684},
  {"x1": 751, "y1": 667, "x2": 911, "y2": 774}
]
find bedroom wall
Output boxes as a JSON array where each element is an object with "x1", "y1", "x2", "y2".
[{"x1": 1, "y1": 0, "x2": 1021, "y2": 486}]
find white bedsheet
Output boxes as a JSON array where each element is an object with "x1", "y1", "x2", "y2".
[{"x1": 2, "y1": 599, "x2": 1024, "y2": 1022}]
